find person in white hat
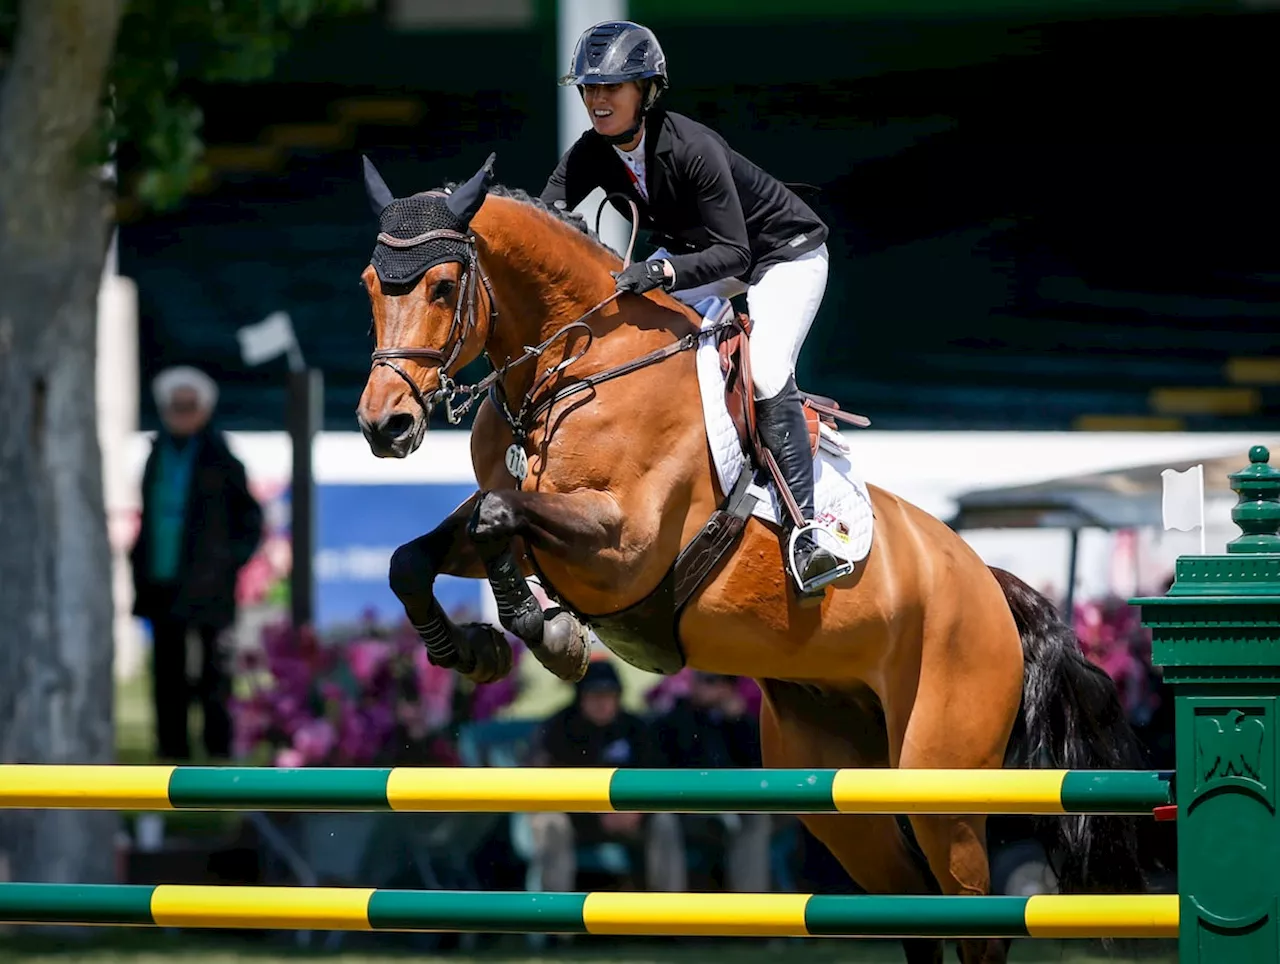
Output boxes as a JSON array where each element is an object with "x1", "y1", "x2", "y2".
[{"x1": 129, "y1": 365, "x2": 262, "y2": 761}]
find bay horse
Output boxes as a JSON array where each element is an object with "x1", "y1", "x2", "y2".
[{"x1": 354, "y1": 155, "x2": 1145, "y2": 964}]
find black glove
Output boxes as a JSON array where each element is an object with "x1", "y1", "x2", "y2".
[{"x1": 612, "y1": 260, "x2": 670, "y2": 295}]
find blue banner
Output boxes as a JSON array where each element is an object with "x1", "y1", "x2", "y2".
[{"x1": 314, "y1": 483, "x2": 485, "y2": 629}]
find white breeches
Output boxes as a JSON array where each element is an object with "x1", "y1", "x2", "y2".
[{"x1": 650, "y1": 244, "x2": 829, "y2": 401}]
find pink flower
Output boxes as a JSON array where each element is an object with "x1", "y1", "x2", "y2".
[
  {"x1": 292, "y1": 719, "x2": 336, "y2": 764},
  {"x1": 229, "y1": 700, "x2": 272, "y2": 759},
  {"x1": 275, "y1": 748, "x2": 305, "y2": 768},
  {"x1": 235, "y1": 611, "x2": 486, "y2": 766},
  {"x1": 261, "y1": 621, "x2": 295, "y2": 659},
  {"x1": 347, "y1": 640, "x2": 392, "y2": 687},
  {"x1": 236, "y1": 554, "x2": 277, "y2": 606}
]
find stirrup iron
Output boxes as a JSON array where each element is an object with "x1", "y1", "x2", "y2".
[{"x1": 787, "y1": 522, "x2": 854, "y2": 595}]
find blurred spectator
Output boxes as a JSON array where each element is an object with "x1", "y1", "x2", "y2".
[
  {"x1": 526, "y1": 659, "x2": 677, "y2": 891},
  {"x1": 130, "y1": 366, "x2": 262, "y2": 761},
  {"x1": 650, "y1": 671, "x2": 773, "y2": 892},
  {"x1": 646, "y1": 665, "x2": 762, "y2": 718}
]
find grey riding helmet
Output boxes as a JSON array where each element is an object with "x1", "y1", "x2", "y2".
[{"x1": 559, "y1": 20, "x2": 668, "y2": 119}]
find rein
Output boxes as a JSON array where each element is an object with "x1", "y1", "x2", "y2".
[{"x1": 368, "y1": 197, "x2": 722, "y2": 447}]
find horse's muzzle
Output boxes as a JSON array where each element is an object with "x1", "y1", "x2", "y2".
[{"x1": 358, "y1": 410, "x2": 422, "y2": 458}]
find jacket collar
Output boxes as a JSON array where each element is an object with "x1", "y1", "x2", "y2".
[{"x1": 647, "y1": 108, "x2": 675, "y2": 156}]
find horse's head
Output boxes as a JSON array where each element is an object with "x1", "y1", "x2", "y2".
[{"x1": 356, "y1": 153, "x2": 495, "y2": 458}]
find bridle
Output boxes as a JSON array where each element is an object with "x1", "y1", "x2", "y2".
[
  {"x1": 368, "y1": 223, "x2": 626, "y2": 430},
  {"x1": 368, "y1": 226, "x2": 499, "y2": 424},
  {"x1": 367, "y1": 194, "x2": 731, "y2": 443}
]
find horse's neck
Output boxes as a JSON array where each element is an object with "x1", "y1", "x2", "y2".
[{"x1": 477, "y1": 203, "x2": 690, "y2": 404}]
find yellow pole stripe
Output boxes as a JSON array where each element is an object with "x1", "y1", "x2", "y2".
[
  {"x1": 386, "y1": 767, "x2": 617, "y2": 812},
  {"x1": 150, "y1": 886, "x2": 375, "y2": 930},
  {"x1": 831, "y1": 769, "x2": 1067, "y2": 813},
  {"x1": 582, "y1": 893, "x2": 812, "y2": 936},
  {"x1": 0, "y1": 765, "x2": 175, "y2": 810},
  {"x1": 1024, "y1": 895, "x2": 1179, "y2": 938}
]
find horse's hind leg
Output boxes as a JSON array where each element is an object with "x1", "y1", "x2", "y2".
[
  {"x1": 468, "y1": 487, "x2": 623, "y2": 681},
  {"x1": 890, "y1": 606, "x2": 1025, "y2": 964},
  {"x1": 760, "y1": 681, "x2": 945, "y2": 964}
]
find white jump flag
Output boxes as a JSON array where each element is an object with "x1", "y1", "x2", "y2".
[
  {"x1": 1161, "y1": 463, "x2": 1206, "y2": 554},
  {"x1": 237, "y1": 310, "x2": 304, "y2": 371}
]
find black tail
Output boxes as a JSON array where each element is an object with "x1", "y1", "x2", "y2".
[{"x1": 990, "y1": 567, "x2": 1148, "y2": 895}]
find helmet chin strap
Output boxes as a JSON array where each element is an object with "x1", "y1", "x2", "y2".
[{"x1": 602, "y1": 116, "x2": 644, "y2": 146}]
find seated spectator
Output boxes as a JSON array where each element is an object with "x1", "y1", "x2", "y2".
[
  {"x1": 526, "y1": 659, "x2": 679, "y2": 891},
  {"x1": 649, "y1": 671, "x2": 772, "y2": 892}
]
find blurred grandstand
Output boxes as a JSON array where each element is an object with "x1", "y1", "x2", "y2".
[{"x1": 118, "y1": 0, "x2": 1278, "y2": 435}]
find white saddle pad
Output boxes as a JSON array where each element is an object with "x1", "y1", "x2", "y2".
[{"x1": 691, "y1": 296, "x2": 875, "y2": 566}]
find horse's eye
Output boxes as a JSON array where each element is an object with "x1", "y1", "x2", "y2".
[{"x1": 433, "y1": 280, "x2": 455, "y2": 302}]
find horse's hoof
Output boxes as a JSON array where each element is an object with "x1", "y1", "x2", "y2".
[
  {"x1": 531, "y1": 608, "x2": 592, "y2": 682},
  {"x1": 456, "y1": 623, "x2": 514, "y2": 684}
]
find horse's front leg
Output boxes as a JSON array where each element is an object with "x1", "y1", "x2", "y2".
[
  {"x1": 468, "y1": 488, "x2": 622, "y2": 681},
  {"x1": 388, "y1": 493, "x2": 514, "y2": 684}
]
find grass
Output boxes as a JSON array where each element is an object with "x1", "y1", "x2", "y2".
[
  {"x1": 115, "y1": 670, "x2": 153, "y2": 765},
  {"x1": 0, "y1": 931, "x2": 1179, "y2": 964}
]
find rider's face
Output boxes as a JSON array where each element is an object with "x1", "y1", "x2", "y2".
[{"x1": 582, "y1": 82, "x2": 643, "y2": 140}]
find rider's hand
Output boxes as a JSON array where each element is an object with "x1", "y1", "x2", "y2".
[{"x1": 612, "y1": 259, "x2": 672, "y2": 295}]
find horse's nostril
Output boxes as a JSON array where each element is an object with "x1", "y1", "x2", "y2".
[{"x1": 379, "y1": 413, "x2": 415, "y2": 441}]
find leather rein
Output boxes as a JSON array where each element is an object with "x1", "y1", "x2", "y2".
[{"x1": 368, "y1": 196, "x2": 730, "y2": 446}]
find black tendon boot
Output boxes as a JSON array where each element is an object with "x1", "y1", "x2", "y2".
[{"x1": 754, "y1": 377, "x2": 842, "y2": 595}]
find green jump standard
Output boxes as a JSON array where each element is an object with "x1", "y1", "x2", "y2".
[{"x1": 1134, "y1": 444, "x2": 1280, "y2": 964}]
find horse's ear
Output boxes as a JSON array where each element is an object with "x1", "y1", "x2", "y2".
[
  {"x1": 362, "y1": 154, "x2": 395, "y2": 217},
  {"x1": 445, "y1": 152, "x2": 496, "y2": 225}
]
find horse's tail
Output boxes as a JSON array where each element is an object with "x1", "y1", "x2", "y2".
[{"x1": 990, "y1": 566, "x2": 1148, "y2": 895}]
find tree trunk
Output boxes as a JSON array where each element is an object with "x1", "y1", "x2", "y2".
[{"x1": 0, "y1": 0, "x2": 126, "y2": 886}]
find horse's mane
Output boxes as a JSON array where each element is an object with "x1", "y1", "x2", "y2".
[{"x1": 440, "y1": 180, "x2": 622, "y2": 259}]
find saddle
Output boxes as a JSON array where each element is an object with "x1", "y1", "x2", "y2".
[{"x1": 716, "y1": 312, "x2": 870, "y2": 514}]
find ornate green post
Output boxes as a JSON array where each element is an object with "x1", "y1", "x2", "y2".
[{"x1": 1134, "y1": 444, "x2": 1280, "y2": 963}]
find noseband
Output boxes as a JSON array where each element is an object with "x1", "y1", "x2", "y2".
[{"x1": 369, "y1": 227, "x2": 498, "y2": 424}]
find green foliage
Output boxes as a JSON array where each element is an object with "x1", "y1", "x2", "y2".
[
  {"x1": 98, "y1": 0, "x2": 374, "y2": 209},
  {"x1": 0, "y1": 0, "x2": 371, "y2": 208}
]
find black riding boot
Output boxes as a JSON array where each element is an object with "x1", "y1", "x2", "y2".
[{"x1": 755, "y1": 377, "x2": 841, "y2": 591}]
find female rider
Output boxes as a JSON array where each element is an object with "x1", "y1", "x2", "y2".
[{"x1": 540, "y1": 19, "x2": 840, "y2": 596}]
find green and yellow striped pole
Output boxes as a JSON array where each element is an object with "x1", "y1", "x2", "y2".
[
  {"x1": 0, "y1": 884, "x2": 1178, "y2": 938},
  {"x1": 0, "y1": 766, "x2": 1171, "y2": 814}
]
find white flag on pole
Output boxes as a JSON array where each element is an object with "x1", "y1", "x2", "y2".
[
  {"x1": 1161, "y1": 464, "x2": 1206, "y2": 553},
  {"x1": 237, "y1": 311, "x2": 303, "y2": 369}
]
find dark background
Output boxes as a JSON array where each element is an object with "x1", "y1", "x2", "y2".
[{"x1": 119, "y1": 2, "x2": 1280, "y2": 434}]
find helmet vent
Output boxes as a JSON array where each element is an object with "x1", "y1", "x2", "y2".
[
  {"x1": 586, "y1": 24, "x2": 621, "y2": 66},
  {"x1": 623, "y1": 40, "x2": 650, "y2": 72}
]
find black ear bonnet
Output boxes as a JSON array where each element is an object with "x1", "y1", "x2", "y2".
[{"x1": 363, "y1": 153, "x2": 495, "y2": 286}]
